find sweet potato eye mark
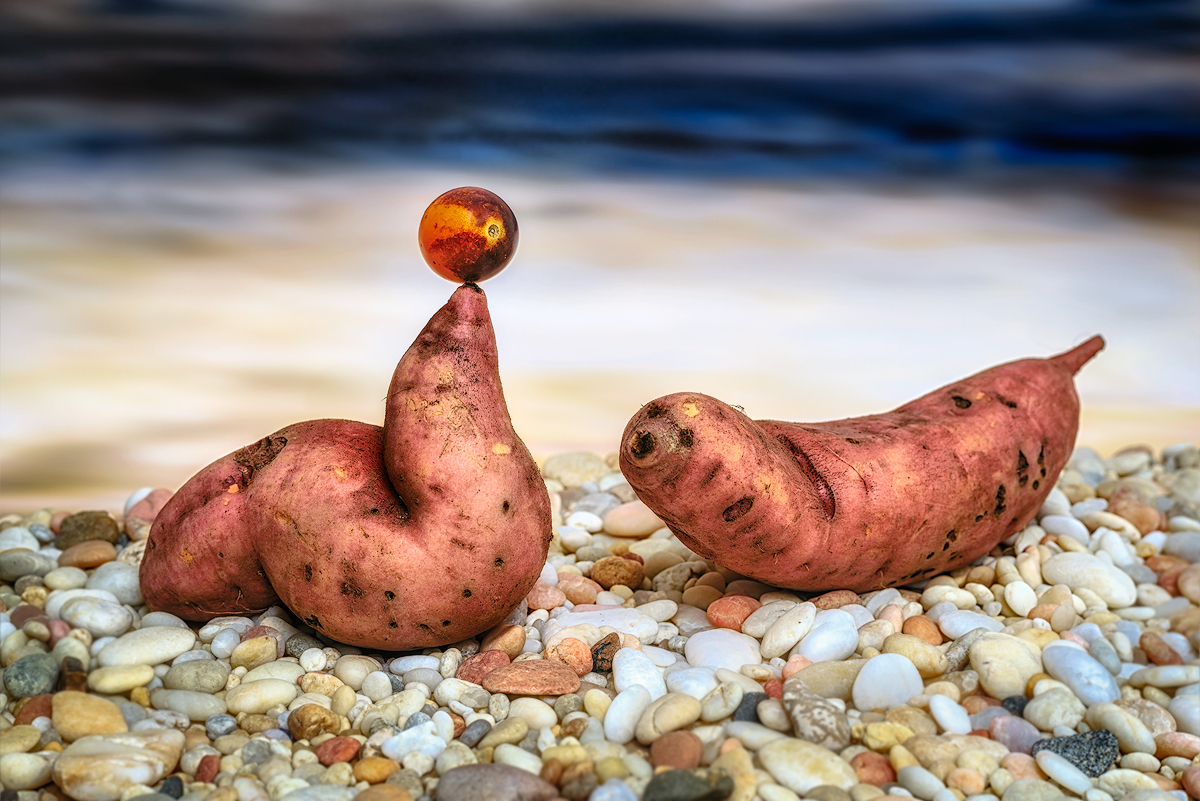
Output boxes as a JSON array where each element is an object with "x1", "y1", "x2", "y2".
[
  {"x1": 630, "y1": 431, "x2": 656, "y2": 458},
  {"x1": 994, "y1": 485, "x2": 1007, "y2": 515},
  {"x1": 676, "y1": 428, "x2": 694, "y2": 448},
  {"x1": 952, "y1": 395, "x2": 972, "y2": 409},
  {"x1": 384, "y1": 590, "x2": 395, "y2": 600},
  {"x1": 644, "y1": 402, "x2": 667, "y2": 419},
  {"x1": 722, "y1": 496, "x2": 754, "y2": 522},
  {"x1": 502, "y1": 500, "x2": 511, "y2": 513},
  {"x1": 442, "y1": 620, "x2": 451, "y2": 627},
  {"x1": 305, "y1": 615, "x2": 322, "y2": 629},
  {"x1": 777, "y1": 435, "x2": 836, "y2": 520},
  {"x1": 462, "y1": 589, "x2": 472, "y2": 598},
  {"x1": 304, "y1": 564, "x2": 313, "y2": 581},
  {"x1": 389, "y1": 620, "x2": 398, "y2": 628},
  {"x1": 494, "y1": 557, "x2": 505, "y2": 568}
]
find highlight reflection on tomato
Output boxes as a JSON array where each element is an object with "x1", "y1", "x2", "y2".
[{"x1": 418, "y1": 187, "x2": 518, "y2": 283}]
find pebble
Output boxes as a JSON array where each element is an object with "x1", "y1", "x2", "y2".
[
  {"x1": 684, "y1": 628, "x2": 762, "y2": 673},
  {"x1": 613, "y1": 647, "x2": 669, "y2": 700},
  {"x1": 1041, "y1": 643, "x2": 1120, "y2": 705},
  {"x1": 481, "y1": 658, "x2": 581, "y2": 696},
  {"x1": 1030, "y1": 729, "x2": 1120, "y2": 777},
  {"x1": 96, "y1": 626, "x2": 197, "y2": 666},
  {"x1": 781, "y1": 675, "x2": 851, "y2": 750},
  {"x1": 852, "y1": 653, "x2": 924, "y2": 711},
  {"x1": 758, "y1": 737, "x2": 858, "y2": 794},
  {"x1": 605, "y1": 686, "x2": 653, "y2": 744},
  {"x1": 52, "y1": 728, "x2": 185, "y2": 799},
  {"x1": 436, "y1": 762, "x2": 559, "y2": 800}
]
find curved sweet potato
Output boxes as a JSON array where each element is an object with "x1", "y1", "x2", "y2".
[
  {"x1": 140, "y1": 285, "x2": 551, "y2": 649},
  {"x1": 619, "y1": 336, "x2": 1104, "y2": 591}
]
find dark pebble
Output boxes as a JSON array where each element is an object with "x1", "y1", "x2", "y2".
[
  {"x1": 284, "y1": 634, "x2": 323, "y2": 658},
  {"x1": 518, "y1": 731, "x2": 540, "y2": 754},
  {"x1": 421, "y1": 703, "x2": 438, "y2": 718},
  {"x1": 159, "y1": 776, "x2": 184, "y2": 799},
  {"x1": 389, "y1": 673, "x2": 406, "y2": 693},
  {"x1": 460, "y1": 719, "x2": 492, "y2": 748},
  {"x1": 57, "y1": 510, "x2": 120, "y2": 548},
  {"x1": 241, "y1": 738, "x2": 273, "y2": 765},
  {"x1": 9, "y1": 605, "x2": 49, "y2": 628},
  {"x1": 1029, "y1": 729, "x2": 1119, "y2": 777},
  {"x1": 1001, "y1": 695, "x2": 1029, "y2": 716},
  {"x1": 733, "y1": 692, "x2": 768, "y2": 723},
  {"x1": 435, "y1": 763, "x2": 558, "y2": 801},
  {"x1": 591, "y1": 632, "x2": 621, "y2": 673},
  {"x1": 643, "y1": 767, "x2": 735, "y2": 801},
  {"x1": 403, "y1": 712, "x2": 432, "y2": 731},
  {"x1": 2, "y1": 653, "x2": 60, "y2": 698},
  {"x1": 2, "y1": 792, "x2": 20, "y2": 801},
  {"x1": 58, "y1": 656, "x2": 89, "y2": 692}
]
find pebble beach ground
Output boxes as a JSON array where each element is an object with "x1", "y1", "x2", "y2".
[{"x1": 1, "y1": 442, "x2": 1198, "y2": 801}]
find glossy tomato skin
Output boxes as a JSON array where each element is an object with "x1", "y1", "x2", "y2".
[{"x1": 418, "y1": 187, "x2": 518, "y2": 283}]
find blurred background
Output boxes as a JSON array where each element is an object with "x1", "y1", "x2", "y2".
[{"x1": 2, "y1": 0, "x2": 1199, "y2": 513}]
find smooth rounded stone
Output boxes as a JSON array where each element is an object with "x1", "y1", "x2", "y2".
[
  {"x1": 969, "y1": 634, "x2": 1043, "y2": 701},
  {"x1": 1087, "y1": 637, "x2": 1121, "y2": 676},
  {"x1": 1127, "y1": 665, "x2": 1200, "y2": 688},
  {"x1": 435, "y1": 762, "x2": 559, "y2": 801},
  {"x1": 732, "y1": 690, "x2": 768, "y2": 723},
  {"x1": 285, "y1": 633, "x2": 323, "y2": 658},
  {"x1": 1163, "y1": 531, "x2": 1200, "y2": 561},
  {"x1": 84, "y1": 561, "x2": 143, "y2": 606},
  {"x1": 225, "y1": 678, "x2": 299, "y2": 714},
  {"x1": 0, "y1": 548, "x2": 57, "y2": 581},
  {"x1": 1040, "y1": 515, "x2": 1091, "y2": 544},
  {"x1": 852, "y1": 654, "x2": 924, "y2": 712},
  {"x1": 477, "y1": 717, "x2": 528, "y2": 750},
  {"x1": 404, "y1": 666, "x2": 444, "y2": 690},
  {"x1": 781, "y1": 674, "x2": 851, "y2": 750},
  {"x1": 1023, "y1": 687, "x2": 1086, "y2": 731},
  {"x1": 684, "y1": 628, "x2": 762, "y2": 673},
  {"x1": 938, "y1": 610, "x2": 1003, "y2": 639},
  {"x1": 635, "y1": 692, "x2": 702, "y2": 744},
  {"x1": 758, "y1": 737, "x2": 857, "y2": 794},
  {"x1": 929, "y1": 694, "x2": 972, "y2": 735},
  {"x1": 1003, "y1": 582, "x2": 1039, "y2": 619},
  {"x1": 52, "y1": 727, "x2": 184, "y2": 799},
  {"x1": 333, "y1": 654, "x2": 380, "y2": 690},
  {"x1": 44, "y1": 565, "x2": 90, "y2": 591},
  {"x1": 229, "y1": 635, "x2": 277, "y2": 669},
  {"x1": 0, "y1": 525, "x2": 39, "y2": 550},
  {"x1": 1000, "y1": 778, "x2": 1066, "y2": 801},
  {"x1": 506, "y1": 697, "x2": 558, "y2": 730},
  {"x1": 43, "y1": 588, "x2": 119, "y2": 620},
  {"x1": 3, "y1": 652, "x2": 59, "y2": 698},
  {"x1": 741, "y1": 600, "x2": 798, "y2": 638},
  {"x1": 149, "y1": 688, "x2": 226, "y2": 722},
  {"x1": 549, "y1": 608, "x2": 660, "y2": 642},
  {"x1": 390, "y1": 654, "x2": 439, "y2": 674},
  {"x1": 60, "y1": 597, "x2": 134, "y2": 638},
  {"x1": 242, "y1": 660, "x2": 304, "y2": 685},
  {"x1": 603, "y1": 500, "x2": 665, "y2": 538},
  {"x1": 990, "y1": 714, "x2": 1041, "y2": 754},
  {"x1": 482, "y1": 659, "x2": 581, "y2": 696},
  {"x1": 898, "y1": 765, "x2": 947, "y2": 800},
  {"x1": 52, "y1": 690, "x2": 128, "y2": 741},
  {"x1": 761, "y1": 602, "x2": 818, "y2": 660},
  {"x1": 543, "y1": 452, "x2": 608, "y2": 487},
  {"x1": 0, "y1": 751, "x2": 56, "y2": 790},
  {"x1": 612, "y1": 647, "x2": 668, "y2": 701},
  {"x1": 1041, "y1": 552, "x2": 1137, "y2": 608},
  {"x1": 1086, "y1": 703, "x2": 1156, "y2": 754},
  {"x1": 605, "y1": 685, "x2": 653, "y2": 744},
  {"x1": 205, "y1": 714, "x2": 237, "y2": 739},
  {"x1": 639, "y1": 599, "x2": 679, "y2": 623},
  {"x1": 459, "y1": 718, "x2": 492, "y2": 748},
  {"x1": 665, "y1": 666, "x2": 719, "y2": 700},
  {"x1": 699, "y1": 681, "x2": 744, "y2": 723},
  {"x1": 88, "y1": 664, "x2": 155, "y2": 694},
  {"x1": 97, "y1": 626, "x2": 197, "y2": 667},
  {"x1": 1030, "y1": 729, "x2": 1120, "y2": 777},
  {"x1": 882, "y1": 634, "x2": 948, "y2": 679},
  {"x1": 1033, "y1": 750, "x2": 1092, "y2": 796},
  {"x1": 1041, "y1": 643, "x2": 1120, "y2": 705},
  {"x1": 1167, "y1": 695, "x2": 1199, "y2": 736}
]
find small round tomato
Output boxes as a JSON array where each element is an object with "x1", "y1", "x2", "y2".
[{"x1": 418, "y1": 187, "x2": 518, "y2": 283}]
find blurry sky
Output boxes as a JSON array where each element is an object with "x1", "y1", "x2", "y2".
[{"x1": 1, "y1": 0, "x2": 1198, "y2": 511}]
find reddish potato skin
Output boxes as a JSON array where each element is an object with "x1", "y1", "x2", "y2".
[
  {"x1": 140, "y1": 285, "x2": 551, "y2": 650},
  {"x1": 619, "y1": 336, "x2": 1104, "y2": 592}
]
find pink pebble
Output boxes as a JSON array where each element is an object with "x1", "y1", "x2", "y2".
[
  {"x1": 763, "y1": 677, "x2": 783, "y2": 699},
  {"x1": 782, "y1": 655, "x2": 812, "y2": 680},
  {"x1": 990, "y1": 713, "x2": 1041, "y2": 755},
  {"x1": 47, "y1": 619, "x2": 72, "y2": 648},
  {"x1": 526, "y1": 580, "x2": 566, "y2": 610},
  {"x1": 708, "y1": 595, "x2": 761, "y2": 630},
  {"x1": 1059, "y1": 630, "x2": 1089, "y2": 648}
]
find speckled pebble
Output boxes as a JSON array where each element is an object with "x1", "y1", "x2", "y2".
[{"x1": 1029, "y1": 728, "x2": 1120, "y2": 777}]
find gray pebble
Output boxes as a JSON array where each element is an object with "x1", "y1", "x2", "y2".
[
  {"x1": 404, "y1": 668, "x2": 443, "y2": 690},
  {"x1": 1088, "y1": 637, "x2": 1122, "y2": 676},
  {"x1": 285, "y1": 634, "x2": 324, "y2": 658},
  {"x1": 1029, "y1": 729, "x2": 1119, "y2": 777},
  {"x1": 404, "y1": 712, "x2": 432, "y2": 731},
  {"x1": 164, "y1": 660, "x2": 229, "y2": 694},
  {"x1": 119, "y1": 701, "x2": 148, "y2": 727},
  {"x1": 85, "y1": 561, "x2": 143, "y2": 606},
  {"x1": 28, "y1": 523, "x2": 55, "y2": 543},
  {"x1": 2, "y1": 653, "x2": 59, "y2": 698},
  {"x1": 574, "y1": 546, "x2": 612, "y2": 563},
  {"x1": 733, "y1": 692, "x2": 767, "y2": 723},
  {"x1": 241, "y1": 738, "x2": 273, "y2": 765},
  {"x1": 389, "y1": 674, "x2": 406, "y2": 693},
  {"x1": 206, "y1": 714, "x2": 238, "y2": 739},
  {"x1": 554, "y1": 694, "x2": 584, "y2": 720},
  {"x1": 0, "y1": 550, "x2": 57, "y2": 581},
  {"x1": 460, "y1": 719, "x2": 491, "y2": 748},
  {"x1": 13, "y1": 575, "x2": 45, "y2": 594},
  {"x1": 572, "y1": 492, "x2": 622, "y2": 519}
]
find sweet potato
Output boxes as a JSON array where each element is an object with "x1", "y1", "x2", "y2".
[
  {"x1": 619, "y1": 336, "x2": 1104, "y2": 591},
  {"x1": 140, "y1": 284, "x2": 551, "y2": 649}
]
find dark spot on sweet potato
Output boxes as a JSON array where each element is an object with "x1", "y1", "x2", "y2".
[
  {"x1": 341, "y1": 579, "x2": 364, "y2": 598},
  {"x1": 304, "y1": 564, "x2": 313, "y2": 582},
  {"x1": 926, "y1": 552, "x2": 935, "y2": 560},
  {"x1": 846, "y1": 438, "x2": 863, "y2": 445},
  {"x1": 644, "y1": 402, "x2": 667, "y2": 419},
  {"x1": 231, "y1": 434, "x2": 288, "y2": 488},
  {"x1": 943, "y1": 541, "x2": 951, "y2": 551},
  {"x1": 777, "y1": 435, "x2": 837, "y2": 520},
  {"x1": 389, "y1": 620, "x2": 398, "y2": 628},
  {"x1": 502, "y1": 500, "x2": 510, "y2": 513},
  {"x1": 1019, "y1": 475, "x2": 1028, "y2": 487},
  {"x1": 1018, "y1": 451, "x2": 1029, "y2": 475},
  {"x1": 494, "y1": 557, "x2": 505, "y2": 568},
  {"x1": 442, "y1": 620, "x2": 451, "y2": 627},
  {"x1": 994, "y1": 485, "x2": 1007, "y2": 515},
  {"x1": 1040, "y1": 467, "x2": 1047, "y2": 478},
  {"x1": 430, "y1": 484, "x2": 444, "y2": 495},
  {"x1": 630, "y1": 431, "x2": 656, "y2": 459},
  {"x1": 369, "y1": 508, "x2": 379, "y2": 515},
  {"x1": 218, "y1": 552, "x2": 224, "y2": 558},
  {"x1": 723, "y1": 496, "x2": 754, "y2": 522},
  {"x1": 384, "y1": 590, "x2": 395, "y2": 600},
  {"x1": 1032, "y1": 480, "x2": 1040, "y2": 490},
  {"x1": 418, "y1": 623, "x2": 433, "y2": 633},
  {"x1": 463, "y1": 588, "x2": 472, "y2": 598},
  {"x1": 975, "y1": 514, "x2": 984, "y2": 522},
  {"x1": 305, "y1": 615, "x2": 322, "y2": 629},
  {"x1": 451, "y1": 538, "x2": 475, "y2": 550},
  {"x1": 701, "y1": 462, "x2": 721, "y2": 486},
  {"x1": 952, "y1": 395, "x2": 971, "y2": 409},
  {"x1": 677, "y1": 428, "x2": 694, "y2": 448},
  {"x1": 947, "y1": 529, "x2": 958, "y2": 543},
  {"x1": 998, "y1": 395, "x2": 1018, "y2": 408}
]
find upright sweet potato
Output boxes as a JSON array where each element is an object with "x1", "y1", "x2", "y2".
[
  {"x1": 140, "y1": 284, "x2": 551, "y2": 649},
  {"x1": 619, "y1": 336, "x2": 1104, "y2": 591}
]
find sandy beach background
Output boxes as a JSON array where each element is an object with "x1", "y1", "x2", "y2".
[{"x1": 2, "y1": 0, "x2": 1198, "y2": 512}]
